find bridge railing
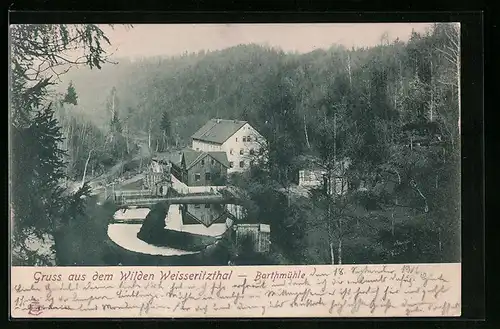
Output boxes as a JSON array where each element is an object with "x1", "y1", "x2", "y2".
[
  {"x1": 114, "y1": 190, "x2": 155, "y2": 197},
  {"x1": 122, "y1": 197, "x2": 171, "y2": 207},
  {"x1": 112, "y1": 189, "x2": 158, "y2": 205}
]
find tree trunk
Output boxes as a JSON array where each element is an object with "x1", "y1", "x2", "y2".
[
  {"x1": 391, "y1": 212, "x2": 395, "y2": 236},
  {"x1": 112, "y1": 90, "x2": 115, "y2": 117},
  {"x1": 430, "y1": 58, "x2": 434, "y2": 122},
  {"x1": 148, "y1": 120, "x2": 152, "y2": 151},
  {"x1": 411, "y1": 179, "x2": 429, "y2": 213},
  {"x1": 330, "y1": 242, "x2": 335, "y2": 265},
  {"x1": 300, "y1": 90, "x2": 311, "y2": 150},
  {"x1": 346, "y1": 53, "x2": 352, "y2": 88},
  {"x1": 337, "y1": 237, "x2": 342, "y2": 265},
  {"x1": 81, "y1": 149, "x2": 93, "y2": 188},
  {"x1": 333, "y1": 112, "x2": 337, "y2": 164},
  {"x1": 304, "y1": 114, "x2": 311, "y2": 149},
  {"x1": 438, "y1": 226, "x2": 442, "y2": 255},
  {"x1": 125, "y1": 125, "x2": 130, "y2": 154},
  {"x1": 327, "y1": 190, "x2": 335, "y2": 265}
]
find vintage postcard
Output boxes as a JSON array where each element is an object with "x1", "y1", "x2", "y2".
[{"x1": 9, "y1": 22, "x2": 461, "y2": 318}]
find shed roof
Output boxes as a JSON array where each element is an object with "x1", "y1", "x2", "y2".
[{"x1": 191, "y1": 119, "x2": 247, "y2": 144}]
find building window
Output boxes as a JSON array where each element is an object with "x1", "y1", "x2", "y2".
[
  {"x1": 230, "y1": 162, "x2": 234, "y2": 168},
  {"x1": 240, "y1": 149, "x2": 244, "y2": 155},
  {"x1": 240, "y1": 161, "x2": 245, "y2": 168},
  {"x1": 243, "y1": 136, "x2": 247, "y2": 142},
  {"x1": 211, "y1": 159, "x2": 215, "y2": 165},
  {"x1": 195, "y1": 173, "x2": 201, "y2": 181},
  {"x1": 205, "y1": 204, "x2": 210, "y2": 209},
  {"x1": 201, "y1": 159, "x2": 205, "y2": 165},
  {"x1": 247, "y1": 136, "x2": 252, "y2": 142},
  {"x1": 205, "y1": 172, "x2": 211, "y2": 181},
  {"x1": 230, "y1": 149, "x2": 234, "y2": 155},
  {"x1": 235, "y1": 138, "x2": 238, "y2": 142},
  {"x1": 299, "y1": 171, "x2": 305, "y2": 182},
  {"x1": 249, "y1": 149, "x2": 255, "y2": 155}
]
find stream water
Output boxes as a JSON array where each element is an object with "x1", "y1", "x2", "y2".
[{"x1": 107, "y1": 208, "x2": 199, "y2": 256}]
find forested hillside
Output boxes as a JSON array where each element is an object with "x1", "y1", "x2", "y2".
[
  {"x1": 52, "y1": 23, "x2": 460, "y2": 265},
  {"x1": 59, "y1": 24, "x2": 459, "y2": 152}
]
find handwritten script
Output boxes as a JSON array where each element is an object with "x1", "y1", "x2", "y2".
[{"x1": 11, "y1": 264, "x2": 461, "y2": 318}]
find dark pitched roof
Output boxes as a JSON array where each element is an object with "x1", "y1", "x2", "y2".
[
  {"x1": 191, "y1": 119, "x2": 247, "y2": 144},
  {"x1": 181, "y1": 149, "x2": 203, "y2": 169},
  {"x1": 180, "y1": 149, "x2": 230, "y2": 169},
  {"x1": 208, "y1": 151, "x2": 230, "y2": 168}
]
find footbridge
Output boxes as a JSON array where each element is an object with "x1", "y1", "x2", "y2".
[{"x1": 109, "y1": 186, "x2": 246, "y2": 208}]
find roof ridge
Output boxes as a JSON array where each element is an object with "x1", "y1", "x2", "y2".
[
  {"x1": 192, "y1": 119, "x2": 249, "y2": 144},
  {"x1": 212, "y1": 118, "x2": 247, "y2": 122},
  {"x1": 187, "y1": 151, "x2": 208, "y2": 170},
  {"x1": 200, "y1": 120, "x2": 220, "y2": 137},
  {"x1": 206, "y1": 152, "x2": 229, "y2": 168}
]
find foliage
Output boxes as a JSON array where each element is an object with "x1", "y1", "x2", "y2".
[
  {"x1": 62, "y1": 81, "x2": 78, "y2": 105},
  {"x1": 10, "y1": 24, "x2": 114, "y2": 265}
]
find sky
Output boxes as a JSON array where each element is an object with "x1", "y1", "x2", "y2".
[{"x1": 98, "y1": 23, "x2": 434, "y2": 59}]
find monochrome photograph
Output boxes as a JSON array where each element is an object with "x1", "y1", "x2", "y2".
[{"x1": 9, "y1": 23, "x2": 461, "y2": 267}]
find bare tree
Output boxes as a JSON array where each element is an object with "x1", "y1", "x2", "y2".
[
  {"x1": 436, "y1": 23, "x2": 461, "y2": 132},
  {"x1": 81, "y1": 149, "x2": 94, "y2": 188}
]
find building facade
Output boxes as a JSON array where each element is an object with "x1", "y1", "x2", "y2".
[
  {"x1": 191, "y1": 119, "x2": 266, "y2": 173},
  {"x1": 164, "y1": 202, "x2": 236, "y2": 237},
  {"x1": 298, "y1": 158, "x2": 352, "y2": 196},
  {"x1": 144, "y1": 156, "x2": 172, "y2": 196},
  {"x1": 233, "y1": 224, "x2": 271, "y2": 253},
  {"x1": 170, "y1": 149, "x2": 229, "y2": 187}
]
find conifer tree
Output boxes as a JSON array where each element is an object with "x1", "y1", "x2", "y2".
[
  {"x1": 63, "y1": 81, "x2": 78, "y2": 105},
  {"x1": 160, "y1": 110, "x2": 172, "y2": 150}
]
